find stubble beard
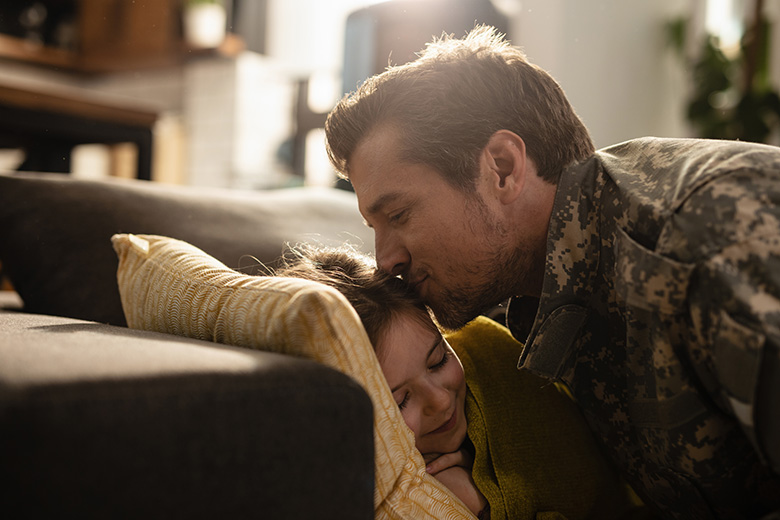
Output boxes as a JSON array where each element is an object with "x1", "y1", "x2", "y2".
[
  {"x1": 429, "y1": 242, "x2": 541, "y2": 330},
  {"x1": 427, "y1": 200, "x2": 545, "y2": 331}
]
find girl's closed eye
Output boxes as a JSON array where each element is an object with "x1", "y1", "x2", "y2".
[
  {"x1": 429, "y1": 342, "x2": 449, "y2": 370},
  {"x1": 431, "y1": 351, "x2": 449, "y2": 370},
  {"x1": 398, "y1": 392, "x2": 410, "y2": 410}
]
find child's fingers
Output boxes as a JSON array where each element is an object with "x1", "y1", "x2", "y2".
[{"x1": 425, "y1": 450, "x2": 471, "y2": 475}]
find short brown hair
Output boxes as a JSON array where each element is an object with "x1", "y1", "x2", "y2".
[
  {"x1": 325, "y1": 25, "x2": 594, "y2": 189},
  {"x1": 275, "y1": 245, "x2": 434, "y2": 349}
]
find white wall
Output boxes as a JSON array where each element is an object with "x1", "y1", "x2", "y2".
[
  {"x1": 265, "y1": 0, "x2": 382, "y2": 77},
  {"x1": 510, "y1": 0, "x2": 693, "y2": 148},
  {"x1": 264, "y1": 0, "x2": 696, "y2": 150},
  {"x1": 183, "y1": 53, "x2": 296, "y2": 189}
]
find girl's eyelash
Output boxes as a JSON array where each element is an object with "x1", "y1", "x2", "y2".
[
  {"x1": 397, "y1": 342, "x2": 448, "y2": 411},
  {"x1": 431, "y1": 349, "x2": 449, "y2": 370}
]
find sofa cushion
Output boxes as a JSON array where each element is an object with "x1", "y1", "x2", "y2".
[
  {"x1": 112, "y1": 233, "x2": 474, "y2": 520},
  {"x1": 0, "y1": 172, "x2": 372, "y2": 326},
  {"x1": 0, "y1": 309, "x2": 374, "y2": 519}
]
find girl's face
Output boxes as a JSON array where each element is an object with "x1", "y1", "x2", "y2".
[{"x1": 376, "y1": 311, "x2": 467, "y2": 457}]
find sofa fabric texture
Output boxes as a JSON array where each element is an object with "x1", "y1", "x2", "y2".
[
  {"x1": 0, "y1": 172, "x2": 372, "y2": 326},
  {"x1": 0, "y1": 173, "x2": 377, "y2": 519},
  {"x1": 0, "y1": 308, "x2": 374, "y2": 519}
]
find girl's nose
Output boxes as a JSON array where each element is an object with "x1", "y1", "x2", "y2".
[{"x1": 421, "y1": 383, "x2": 450, "y2": 417}]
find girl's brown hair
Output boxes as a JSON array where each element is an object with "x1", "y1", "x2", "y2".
[{"x1": 275, "y1": 245, "x2": 435, "y2": 348}]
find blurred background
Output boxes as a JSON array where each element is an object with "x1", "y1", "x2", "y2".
[{"x1": 0, "y1": 0, "x2": 777, "y2": 189}]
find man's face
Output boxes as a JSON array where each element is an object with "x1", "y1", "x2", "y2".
[{"x1": 349, "y1": 125, "x2": 542, "y2": 329}]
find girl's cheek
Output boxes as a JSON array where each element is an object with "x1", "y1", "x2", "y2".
[
  {"x1": 447, "y1": 362, "x2": 465, "y2": 388},
  {"x1": 400, "y1": 407, "x2": 420, "y2": 438}
]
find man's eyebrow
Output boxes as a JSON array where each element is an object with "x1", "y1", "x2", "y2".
[
  {"x1": 389, "y1": 338, "x2": 442, "y2": 393},
  {"x1": 366, "y1": 192, "x2": 404, "y2": 216}
]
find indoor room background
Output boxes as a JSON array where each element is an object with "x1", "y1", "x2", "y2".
[{"x1": 0, "y1": 0, "x2": 777, "y2": 190}]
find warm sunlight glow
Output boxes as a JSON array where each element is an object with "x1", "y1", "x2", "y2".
[
  {"x1": 706, "y1": 0, "x2": 744, "y2": 54},
  {"x1": 308, "y1": 71, "x2": 341, "y2": 114},
  {"x1": 305, "y1": 128, "x2": 334, "y2": 188}
]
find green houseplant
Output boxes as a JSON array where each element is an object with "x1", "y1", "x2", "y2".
[{"x1": 667, "y1": 0, "x2": 780, "y2": 143}]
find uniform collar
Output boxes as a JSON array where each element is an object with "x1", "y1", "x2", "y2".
[{"x1": 512, "y1": 156, "x2": 604, "y2": 378}]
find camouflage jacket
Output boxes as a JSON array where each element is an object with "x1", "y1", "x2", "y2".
[{"x1": 507, "y1": 137, "x2": 780, "y2": 519}]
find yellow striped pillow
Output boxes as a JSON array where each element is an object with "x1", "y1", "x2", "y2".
[{"x1": 111, "y1": 234, "x2": 473, "y2": 520}]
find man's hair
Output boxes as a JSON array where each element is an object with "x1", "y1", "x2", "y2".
[
  {"x1": 325, "y1": 25, "x2": 594, "y2": 189},
  {"x1": 275, "y1": 245, "x2": 434, "y2": 348}
]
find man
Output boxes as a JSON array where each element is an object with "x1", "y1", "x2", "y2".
[{"x1": 324, "y1": 25, "x2": 780, "y2": 519}]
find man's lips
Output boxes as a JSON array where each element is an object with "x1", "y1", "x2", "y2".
[
  {"x1": 429, "y1": 409, "x2": 457, "y2": 435},
  {"x1": 409, "y1": 275, "x2": 427, "y2": 295}
]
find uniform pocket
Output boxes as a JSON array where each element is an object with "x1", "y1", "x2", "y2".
[{"x1": 614, "y1": 227, "x2": 696, "y2": 315}]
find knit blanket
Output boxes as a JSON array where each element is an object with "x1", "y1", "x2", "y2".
[{"x1": 446, "y1": 317, "x2": 643, "y2": 520}]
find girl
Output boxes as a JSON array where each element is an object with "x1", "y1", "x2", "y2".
[{"x1": 276, "y1": 245, "x2": 645, "y2": 520}]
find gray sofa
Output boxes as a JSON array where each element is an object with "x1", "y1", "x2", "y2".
[{"x1": 0, "y1": 172, "x2": 376, "y2": 519}]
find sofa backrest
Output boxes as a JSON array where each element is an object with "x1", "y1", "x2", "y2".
[{"x1": 0, "y1": 172, "x2": 373, "y2": 326}]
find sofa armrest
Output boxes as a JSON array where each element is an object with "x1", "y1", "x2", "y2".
[{"x1": 0, "y1": 311, "x2": 374, "y2": 519}]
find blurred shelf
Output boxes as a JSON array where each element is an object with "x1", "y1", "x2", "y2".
[
  {"x1": 0, "y1": 0, "x2": 246, "y2": 75},
  {"x1": 184, "y1": 33, "x2": 246, "y2": 60},
  {"x1": 0, "y1": 83, "x2": 158, "y2": 127},
  {"x1": 0, "y1": 34, "x2": 79, "y2": 69},
  {"x1": 0, "y1": 32, "x2": 245, "y2": 74},
  {"x1": 0, "y1": 81, "x2": 158, "y2": 179}
]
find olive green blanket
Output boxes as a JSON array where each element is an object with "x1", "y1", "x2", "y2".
[{"x1": 446, "y1": 317, "x2": 643, "y2": 520}]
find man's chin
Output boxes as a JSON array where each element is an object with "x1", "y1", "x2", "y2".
[
  {"x1": 427, "y1": 283, "x2": 512, "y2": 331},
  {"x1": 428, "y1": 301, "x2": 483, "y2": 332}
]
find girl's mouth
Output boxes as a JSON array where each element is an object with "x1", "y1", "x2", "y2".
[{"x1": 430, "y1": 409, "x2": 457, "y2": 435}]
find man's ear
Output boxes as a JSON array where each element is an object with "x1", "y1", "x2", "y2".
[{"x1": 482, "y1": 130, "x2": 528, "y2": 204}]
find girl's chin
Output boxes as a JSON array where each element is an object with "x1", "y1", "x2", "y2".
[{"x1": 422, "y1": 429, "x2": 468, "y2": 457}]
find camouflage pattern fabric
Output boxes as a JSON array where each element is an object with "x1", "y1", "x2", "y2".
[{"x1": 507, "y1": 137, "x2": 780, "y2": 519}]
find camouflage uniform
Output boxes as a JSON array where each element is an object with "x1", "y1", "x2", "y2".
[{"x1": 506, "y1": 137, "x2": 780, "y2": 519}]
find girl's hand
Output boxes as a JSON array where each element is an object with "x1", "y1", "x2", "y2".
[
  {"x1": 424, "y1": 447, "x2": 473, "y2": 476},
  {"x1": 424, "y1": 448, "x2": 487, "y2": 516},
  {"x1": 432, "y1": 465, "x2": 488, "y2": 517}
]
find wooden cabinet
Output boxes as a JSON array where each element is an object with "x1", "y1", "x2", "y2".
[
  {"x1": 77, "y1": 0, "x2": 181, "y2": 72},
  {"x1": 0, "y1": 0, "x2": 242, "y2": 73}
]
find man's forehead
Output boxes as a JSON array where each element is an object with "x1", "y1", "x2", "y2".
[
  {"x1": 351, "y1": 126, "x2": 400, "y2": 171},
  {"x1": 350, "y1": 128, "x2": 408, "y2": 209},
  {"x1": 361, "y1": 122, "x2": 403, "y2": 150}
]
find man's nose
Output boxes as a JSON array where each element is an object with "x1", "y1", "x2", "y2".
[{"x1": 375, "y1": 231, "x2": 410, "y2": 276}]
